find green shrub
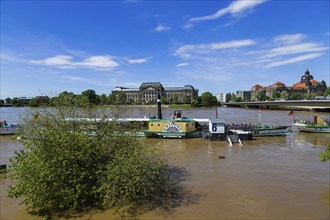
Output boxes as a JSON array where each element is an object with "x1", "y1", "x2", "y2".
[
  {"x1": 320, "y1": 143, "x2": 330, "y2": 162},
  {"x1": 8, "y1": 106, "x2": 189, "y2": 218}
]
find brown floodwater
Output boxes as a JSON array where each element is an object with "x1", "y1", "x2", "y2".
[{"x1": 1, "y1": 107, "x2": 329, "y2": 219}]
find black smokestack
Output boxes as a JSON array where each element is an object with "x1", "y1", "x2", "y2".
[{"x1": 157, "y1": 93, "x2": 162, "y2": 119}]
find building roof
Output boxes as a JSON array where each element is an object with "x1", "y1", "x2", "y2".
[
  {"x1": 272, "y1": 81, "x2": 286, "y2": 87},
  {"x1": 291, "y1": 82, "x2": 306, "y2": 88},
  {"x1": 310, "y1": 79, "x2": 321, "y2": 85},
  {"x1": 251, "y1": 84, "x2": 263, "y2": 90},
  {"x1": 140, "y1": 82, "x2": 163, "y2": 88},
  {"x1": 291, "y1": 79, "x2": 321, "y2": 89},
  {"x1": 164, "y1": 86, "x2": 194, "y2": 91}
]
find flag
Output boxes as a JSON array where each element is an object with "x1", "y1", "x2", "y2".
[{"x1": 289, "y1": 110, "x2": 294, "y2": 117}]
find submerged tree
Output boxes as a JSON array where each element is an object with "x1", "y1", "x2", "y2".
[
  {"x1": 8, "y1": 104, "x2": 192, "y2": 219},
  {"x1": 320, "y1": 143, "x2": 330, "y2": 162}
]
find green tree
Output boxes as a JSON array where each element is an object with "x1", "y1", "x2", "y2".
[
  {"x1": 108, "y1": 93, "x2": 116, "y2": 105},
  {"x1": 8, "y1": 104, "x2": 189, "y2": 219},
  {"x1": 236, "y1": 97, "x2": 242, "y2": 102},
  {"x1": 320, "y1": 143, "x2": 330, "y2": 162},
  {"x1": 201, "y1": 92, "x2": 217, "y2": 107},
  {"x1": 12, "y1": 97, "x2": 23, "y2": 107},
  {"x1": 256, "y1": 91, "x2": 266, "y2": 101},
  {"x1": 271, "y1": 90, "x2": 281, "y2": 100},
  {"x1": 99, "y1": 93, "x2": 108, "y2": 105},
  {"x1": 173, "y1": 94, "x2": 179, "y2": 104},
  {"x1": 190, "y1": 99, "x2": 199, "y2": 107},
  {"x1": 5, "y1": 97, "x2": 12, "y2": 104},
  {"x1": 117, "y1": 91, "x2": 127, "y2": 105},
  {"x1": 324, "y1": 87, "x2": 330, "y2": 96},
  {"x1": 182, "y1": 93, "x2": 191, "y2": 104},
  {"x1": 290, "y1": 92, "x2": 303, "y2": 100},
  {"x1": 161, "y1": 96, "x2": 168, "y2": 104},
  {"x1": 226, "y1": 93, "x2": 231, "y2": 102},
  {"x1": 81, "y1": 89, "x2": 100, "y2": 105},
  {"x1": 280, "y1": 91, "x2": 289, "y2": 100},
  {"x1": 0, "y1": 99, "x2": 4, "y2": 105},
  {"x1": 230, "y1": 93, "x2": 236, "y2": 102},
  {"x1": 29, "y1": 96, "x2": 50, "y2": 107},
  {"x1": 52, "y1": 91, "x2": 89, "y2": 107}
]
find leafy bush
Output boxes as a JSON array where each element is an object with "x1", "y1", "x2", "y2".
[
  {"x1": 320, "y1": 143, "x2": 330, "y2": 162},
  {"x1": 8, "y1": 106, "x2": 190, "y2": 219}
]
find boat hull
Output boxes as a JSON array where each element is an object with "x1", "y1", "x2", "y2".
[
  {"x1": 143, "y1": 131, "x2": 203, "y2": 139},
  {"x1": 294, "y1": 123, "x2": 330, "y2": 133},
  {"x1": 0, "y1": 125, "x2": 20, "y2": 135},
  {"x1": 227, "y1": 125, "x2": 289, "y2": 137},
  {"x1": 247, "y1": 127, "x2": 289, "y2": 136}
]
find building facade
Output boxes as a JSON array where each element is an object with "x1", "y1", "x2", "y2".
[
  {"x1": 112, "y1": 82, "x2": 198, "y2": 104},
  {"x1": 250, "y1": 68, "x2": 327, "y2": 101},
  {"x1": 215, "y1": 93, "x2": 227, "y2": 103},
  {"x1": 235, "y1": 90, "x2": 251, "y2": 101}
]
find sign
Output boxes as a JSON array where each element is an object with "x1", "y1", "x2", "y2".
[{"x1": 163, "y1": 123, "x2": 182, "y2": 132}]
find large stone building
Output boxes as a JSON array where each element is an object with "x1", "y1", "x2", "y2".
[
  {"x1": 251, "y1": 68, "x2": 327, "y2": 101},
  {"x1": 112, "y1": 82, "x2": 198, "y2": 104}
]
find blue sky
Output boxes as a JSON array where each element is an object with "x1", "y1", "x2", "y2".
[{"x1": 1, "y1": 0, "x2": 329, "y2": 99}]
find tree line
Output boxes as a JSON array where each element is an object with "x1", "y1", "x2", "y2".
[{"x1": 1, "y1": 90, "x2": 220, "y2": 107}]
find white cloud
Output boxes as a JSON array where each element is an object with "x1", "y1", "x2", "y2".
[
  {"x1": 257, "y1": 43, "x2": 328, "y2": 59},
  {"x1": 176, "y1": 63, "x2": 189, "y2": 67},
  {"x1": 266, "y1": 53, "x2": 324, "y2": 68},
  {"x1": 174, "y1": 34, "x2": 328, "y2": 84},
  {"x1": 184, "y1": 0, "x2": 267, "y2": 29},
  {"x1": 175, "y1": 39, "x2": 256, "y2": 58},
  {"x1": 31, "y1": 55, "x2": 119, "y2": 70},
  {"x1": 154, "y1": 24, "x2": 171, "y2": 32},
  {"x1": 80, "y1": 56, "x2": 118, "y2": 69},
  {"x1": 272, "y1": 34, "x2": 306, "y2": 46},
  {"x1": 127, "y1": 58, "x2": 148, "y2": 64},
  {"x1": 31, "y1": 55, "x2": 73, "y2": 67},
  {"x1": 248, "y1": 34, "x2": 328, "y2": 68}
]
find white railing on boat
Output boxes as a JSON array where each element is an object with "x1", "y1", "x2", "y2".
[{"x1": 64, "y1": 118, "x2": 211, "y2": 123}]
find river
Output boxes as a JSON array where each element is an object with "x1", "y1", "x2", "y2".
[{"x1": 1, "y1": 107, "x2": 329, "y2": 219}]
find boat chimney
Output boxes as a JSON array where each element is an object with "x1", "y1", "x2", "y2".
[{"x1": 157, "y1": 93, "x2": 162, "y2": 119}]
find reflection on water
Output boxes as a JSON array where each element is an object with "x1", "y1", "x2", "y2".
[{"x1": 1, "y1": 107, "x2": 329, "y2": 219}]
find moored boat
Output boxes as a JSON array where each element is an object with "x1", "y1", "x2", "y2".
[
  {"x1": 142, "y1": 110, "x2": 202, "y2": 138},
  {"x1": 227, "y1": 124, "x2": 290, "y2": 136},
  {"x1": 141, "y1": 95, "x2": 202, "y2": 139},
  {"x1": 293, "y1": 115, "x2": 330, "y2": 133},
  {"x1": 226, "y1": 111, "x2": 290, "y2": 136},
  {"x1": 0, "y1": 121, "x2": 20, "y2": 135}
]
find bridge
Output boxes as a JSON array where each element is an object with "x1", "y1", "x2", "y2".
[{"x1": 223, "y1": 100, "x2": 330, "y2": 112}]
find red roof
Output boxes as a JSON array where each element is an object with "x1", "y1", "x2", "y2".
[
  {"x1": 310, "y1": 79, "x2": 321, "y2": 85},
  {"x1": 251, "y1": 84, "x2": 263, "y2": 90},
  {"x1": 292, "y1": 82, "x2": 306, "y2": 89},
  {"x1": 272, "y1": 81, "x2": 286, "y2": 87}
]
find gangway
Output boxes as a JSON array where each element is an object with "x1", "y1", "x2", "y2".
[{"x1": 227, "y1": 130, "x2": 243, "y2": 146}]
